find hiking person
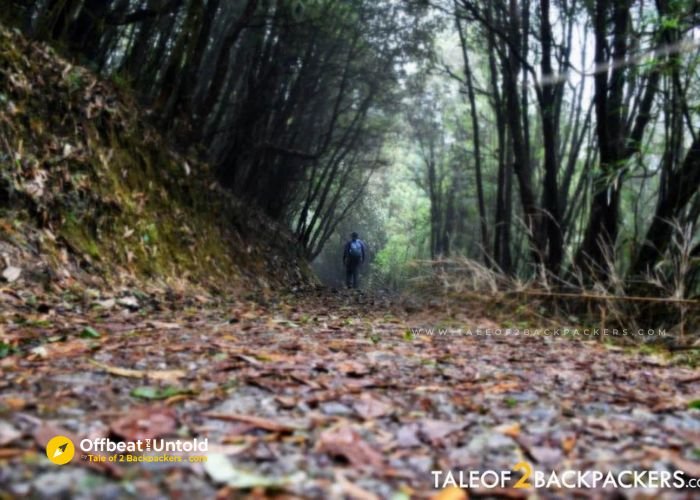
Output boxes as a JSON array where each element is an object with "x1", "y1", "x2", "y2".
[{"x1": 343, "y1": 232, "x2": 366, "y2": 289}]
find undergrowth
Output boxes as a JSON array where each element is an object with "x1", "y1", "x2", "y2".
[
  {"x1": 403, "y1": 256, "x2": 700, "y2": 349},
  {"x1": 0, "y1": 24, "x2": 314, "y2": 294}
]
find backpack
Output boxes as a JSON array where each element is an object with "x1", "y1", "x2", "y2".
[{"x1": 349, "y1": 240, "x2": 363, "y2": 259}]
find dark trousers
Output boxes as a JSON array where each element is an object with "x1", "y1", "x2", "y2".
[{"x1": 345, "y1": 258, "x2": 360, "y2": 288}]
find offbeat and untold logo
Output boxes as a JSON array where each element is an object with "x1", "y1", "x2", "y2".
[
  {"x1": 46, "y1": 435, "x2": 75, "y2": 465},
  {"x1": 44, "y1": 435, "x2": 209, "y2": 465}
]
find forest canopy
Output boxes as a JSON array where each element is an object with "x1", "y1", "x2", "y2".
[{"x1": 6, "y1": 0, "x2": 700, "y2": 296}]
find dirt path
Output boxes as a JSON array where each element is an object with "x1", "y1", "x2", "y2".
[{"x1": 1, "y1": 288, "x2": 699, "y2": 498}]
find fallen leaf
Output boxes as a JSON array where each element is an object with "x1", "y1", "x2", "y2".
[
  {"x1": 0, "y1": 420, "x2": 21, "y2": 446},
  {"x1": 485, "y1": 381, "x2": 521, "y2": 393},
  {"x1": 469, "y1": 487, "x2": 527, "y2": 498},
  {"x1": 146, "y1": 320, "x2": 180, "y2": 330},
  {"x1": 130, "y1": 386, "x2": 191, "y2": 400},
  {"x1": 395, "y1": 423, "x2": 422, "y2": 448},
  {"x1": 494, "y1": 422, "x2": 520, "y2": 438},
  {"x1": 80, "y1": 326, "x2": 101, "y2": 339},
  {"x1": 110, "y1": 407, "x2": 177, "y2": 441},
  {"x1": 204, "y1": 453, "x2": 306, "y2": 489},
  {"x1": 353, "y1": 393, "x2": 392, "y2": 420},
  {"x1": 117, "y1": 296, "x2": 139, "y2": 309},
  {"x1": 335, "y1": 470, "x2": 380, "y2": 500},
  {"x1": 24, "y1": 171, "x2": 47, "y2": 200},
  {"x1": 561, "y1": 434, "x2": 576, "y2": 455},
  {"x1": 202, "y1": 413, "x2": 302, "y2": 433},
  {"x1": 204, "y1": 453, "x2": 304, "y2": 488},
  {"x1": 529, "y1": 446, "x2": 562, "y2": 465},
  {"x1": 275, "y1": 396, "x2": 297, "y2": 409},
  {"x1": 431, "y1": 486, "x2": 468, "y2": 500},
  {"x1": 316, "y1": 424, "x2": 384, "y2": 469},
  {"x1": 94, "y1": 298, "x2": 115, "y2": 309},
  {"x1": 30, "y1": 339, "x2": 89, "y2": 359},
  {"x1": 90, "y1": 360, "x2": 185, "y2": 381},
  {"x1": 2, "y1": 266, "x2": 21, "y2": 283},
  {"x1": 420, "y1": 420, "x2": 465, "y2": 445},
  {"x1": 336, "y1": 360, "x2": 371, "y2": 376},
  {"x1": 1, "y1": 397, "x2": 27, "y2": 411},
  {"x1": 0, "y1": 448, "x2": 27, "y2": 459},
  {"x1": 646, "y1": 446, "x2": 700, "y2": 477}
]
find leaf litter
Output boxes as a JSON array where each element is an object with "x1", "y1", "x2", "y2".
[{"x1": 0, "y1": 288, "x2": 699, "y2": 498}]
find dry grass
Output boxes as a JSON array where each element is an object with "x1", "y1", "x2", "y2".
[{"x1": 402, "y1": 237, "x2": 700, "y2": 346}]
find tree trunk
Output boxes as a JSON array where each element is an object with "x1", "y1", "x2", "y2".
[
  {"x1": 537, "y1": 0, "x2": 563, "y2": 273},
  {"x1": 455, "y1": 7, "x2": 489, "y2": 265}
]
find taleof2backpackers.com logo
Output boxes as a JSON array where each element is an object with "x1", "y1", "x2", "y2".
[{"x1": 433, "y1": 462, "x2": 700, "y2": 490}]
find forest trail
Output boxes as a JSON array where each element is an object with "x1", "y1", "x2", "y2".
[{"x1": 1, "y1": 288, "x2": 699, "y2": 498}]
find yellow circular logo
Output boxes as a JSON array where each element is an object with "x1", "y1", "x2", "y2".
[{"x1": 46, "y1": 435, "x2": 75, "y2": 465}]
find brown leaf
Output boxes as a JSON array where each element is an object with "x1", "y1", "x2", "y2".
[
  {"x1": 0, "y1": 448, "x2": 26, "y2": 459},
  {"x1": 336, "y1": 360, "x2": 371, "y2": 376},
  {"x1": 420, "y1": 419, "x2": 465, "y2": 445},
  {"x1": 146, "y1": 320, "x2": 181, "y2": 330},
  {"x1": 484, "y1": 380, "x2": 521, "y2": 393},
  {"x1": 469, "y1": 487, "x2": 527, "y2": 499},
  {"x1": 1, "y1": 397, "x2": 27, "y2": 411},
  {"x1": 316, "y1": 424, "x2": 384, "y2": 469},
  {"x1": 646, "y1": 447, "x2": 700, "y2": 477},
  {"x1": 29, "y1": 339, "x2": 90, "y2": 359},
  {"x1": 353, "y1": 394, "x2": 392, "y2": 420},
  {"x1": 0, "y1": 420, "x2": 21, "y2": 446},
  {"x1": 395, "y1": 423, "x2": 422, "y2": 448},
  {"x1": 110, "y1": 407, "x2": 177, "y2": 442},
  {"x1": 561, "y1": 434, "x2": 576, "y2": 455},
  {"x1": 334, "y1": 470, "x2": 381, "y2": 500},
  {"x1": 275, "y1": 396, "x2": 298, "y2": 409},
  {"x1": 431, "y1": 486, "x2": 468, "y2": 500},
  {"x1": 529, "y1": 446, "x2": 563, "y2": 465},
  {"x1": 33, "y1": 423, "x2": 73, "y2": 453},
  {"x1": 494, "y1": 422, "x2": 520, "y2": 438},
  {"x1": 90, "y1": 360, "x2": 185, "y2": 381},
  {"x1": 202, "y1": 413, "x2": 302, "y2": 433}
]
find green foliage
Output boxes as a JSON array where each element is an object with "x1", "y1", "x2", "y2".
[
  {"x1": 65, "y1": 68, "x2": 84, "y2": 93},
  {"x1": 688, "y1": 400, "x2": 700, "y2": 410},
  {"x1": 79, "y1": 326, "x2": 101, "y2": 339},
  {"x1": 0, "y1": 341, "x2": 14, "y2": 358},
  {"x1": 504, "y1": 397, "x2": 519, "y2": 408},
  {"x1": 110, "y1": 71, "x2": 133, "y2": 92},
  {"x1": 130, "y1": 386, "x2": 191, "y2": 400},
  {"x1": 660, "y1": 14, "x2": 680, "y2": 30},
  {"x1": 141, "y1": 222, "x2": 158, "y2": 245}
]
